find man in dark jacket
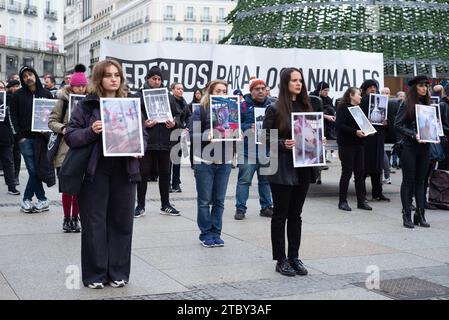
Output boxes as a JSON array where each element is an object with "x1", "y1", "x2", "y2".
[
  {"x1": 6, "y1": 80, "x2": 22, "y2": 185},
  {"x1": 133, "y1": 66, "x2": 181, "y2": 218},
  {"x1": 0, "y1": 90, "x2": 20, "y2": 195},
  {"x1": 234, "y1": 79, "x2": 273, "y2": 220},
  {"x1": 10, "y1": 66, "x2": 53, "y2": 213}
]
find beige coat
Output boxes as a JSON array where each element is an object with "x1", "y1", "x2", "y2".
[{"x1": 48, "y1": 89, "x2": 71, "y2": 168}]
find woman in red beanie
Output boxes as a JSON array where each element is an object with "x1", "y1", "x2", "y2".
[{"x1": 48, "y1": 64, "x2": 88, "y2": 232}]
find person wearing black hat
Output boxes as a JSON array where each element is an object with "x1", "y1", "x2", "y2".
[
  {"x1": 394, "y1": 75, "x2": 432, "y2": 228},
  {"x1": 133, "y1": 66, "x2": 181, "y2": 218},
  {"x1": 360, "y1": 79, "x2": 390, "y2": 205},
  {"x1": 311, "y1": 81, "x2": 337, "y2": 140}
]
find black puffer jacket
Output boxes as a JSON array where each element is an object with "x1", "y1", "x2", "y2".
[{"x1": 10, "y1": 66, "x2": 53, "y2": 142}]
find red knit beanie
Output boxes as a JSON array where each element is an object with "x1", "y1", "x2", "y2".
[{"x1": 70, "y1": 64, "x2": 88, "y2": 87}]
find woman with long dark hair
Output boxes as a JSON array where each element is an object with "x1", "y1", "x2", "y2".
[
  {"x1": 263, "y1": 68, "x2": 321, "y2": 277},
  {"x1": 394, "y1": 75, "x2": 432, "y2": 228},
  {"x1": 65, "y1": 59, "x2": 145, "y2": 289},
  {"x1": 335, "y1": 87, "x2": 371, "y2": 211}
]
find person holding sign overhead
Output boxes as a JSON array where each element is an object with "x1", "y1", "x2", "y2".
[
  {"x1": 9, "y1": 66, "x2": 53, "y2": 214},
  {"x1": 263, "y1": 68, "x2": 319, "y2": 277},
  {"x1": 65, "y1": 59, "x2": 146, "y2": 289},
  {"x1": 394, "y1": 75, "x2": 433, "y2": 229},
  {"x1": 335, "y1": 87, "x2": 371, "y2": 212}
]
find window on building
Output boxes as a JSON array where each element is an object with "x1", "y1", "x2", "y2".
[
  {"x1": 186, "y1": 28, "x2": 194, "y2": 42},
  {"x1": 165, "y1": 5, "x2": 174, "y2": 20},
  {"x1": 23, "y1": 57, "x2": 34, "y2": 68},
  {"x1": 218, "y1": 8, "x2": 225, "y2": 21},
  {"x1": 165, "y1": 27, "x2": 173, "y2": 41},
  {"x1": 202, "y1": 7, "x2": 210, "y2": 21},
  {"x1": 218, "y1": 30, "x2": 226, "y2": 42},
  {"x1": 202, "y1": 29, "x2": 210, "y2": 42},
  {"x1": 186, "y1": 6, "x2": 194, "y2": 20}
]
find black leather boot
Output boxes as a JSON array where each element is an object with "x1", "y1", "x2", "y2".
[
  {"x1": 414, "y1": 208, "x2": 430, "y2": 228},
  {"x1": 63, "y1": 217, "x2": 71, "y2": 232},
  {"x1": 71, "y1": 217, "x2": 81, "y2": 233},
  {"x1": 402, "y1": 210, "x2": 414, "y2": 229}
]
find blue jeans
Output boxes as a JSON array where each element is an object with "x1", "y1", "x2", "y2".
[
  {"x1": 235, "y1": 163, "x2": 272, "y2": 213},
  {"x1": 19, "y1": 139, "x2": 46, "y2": 201},
  {"x1": 194, "y1": 163, "x2": 232, "y2": 241}
]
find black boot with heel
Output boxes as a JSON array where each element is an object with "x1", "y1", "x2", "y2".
[{"x1": 414, "y1": 208, "x2": 430, "y2": 228}]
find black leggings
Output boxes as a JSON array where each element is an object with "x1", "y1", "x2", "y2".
[
  {"x1": 400, "y1": 143, "x2": 430, "y2": 213},
  {"x1": 137, "y1": 150, "x2": 171, "y2": 208},
  {"x1": 270, "y1": 183, "x2": 310, "y2": 261},
  {"x1": 338, "y1": 145, "x2": 366, "y2": 204}
]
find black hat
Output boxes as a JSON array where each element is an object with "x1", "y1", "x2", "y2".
[
  {"x1": 316, "y1": 81, "x2": 329, "y2": 91},
  {"x1": 145, "y1": 66, "x2": 163, "y2": 80},
  {"x1": 360, "y1": 79, "x2": 379, "y2": 91},
  {"x1": 6, "y1": 80, "x2": 20, "y2": 89},
  {"x1": 408, "y1": 75, "x2": 430, "y2": 87}
]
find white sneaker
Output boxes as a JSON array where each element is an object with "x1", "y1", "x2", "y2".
[
  {"x1": 383, "y1": 177, "x2": 392, "y2": 185},
  {"x1": 21, "y1": 200, "x2": 34, "y2": 214},
  {"x1": 109, "y1": 280, "x2": 127, "y2": 288},
  {"x1": 34, "y1": 200, "x2": 50, "y2": 213},
  {"x1": 88, "y1": 282, "x2": 105, "y2": 289}
]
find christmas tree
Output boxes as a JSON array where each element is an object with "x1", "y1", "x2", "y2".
[{"x1": 224, "y1": 0, "x2": 449, "y2": 77}]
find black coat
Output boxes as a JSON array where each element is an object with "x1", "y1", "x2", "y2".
[
  {"x1": 385, "y1": 98, "x2": 401, "y2": 143},
  {"x1": 33, "y1": 133, "x2": 56, "y2": 187},
  {"x1": 335, "y1": 103, "x2": 365, "y2": 146},
  {"x1": 439, "y1": 97, "x2": 449, "y2": 136},
  {"x1": 10, "y1": 68, "x2": 53, "y2": 142},
  {"x1": 0, "y1": 93, "x2": 14, "y2": 146},
  {"x1": 170, "y1": 94, "x2": 191, "y2": 129},
  {"x1": 135, "y1": 89, "x2": 180, "y2": 152},
  {"x1": 262, "y1": 102, "x2": 317, "y2": 186},
  {"x1": 360, "y1": 95, "x2": 385, "y2": 173},
  {"x1": 65, "y1": 94, "x2": 146, "y2": 183}
]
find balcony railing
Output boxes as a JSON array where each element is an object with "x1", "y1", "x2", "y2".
[
  {"x1": 0, "y1": 35, "x2": 60, "y2": 53},
  {"x1": 163, "y1": 36, "x2": 173, "y2": 41},
  {"x1": 217, "y1": 17, "x2": 226, "y2": 23},
  {"x1": 44, "y1": 10, "x2": 58, "y2": 20},
  {"x1": 200, "y1": 16, "x2": 212, "y2": 22},
  {"x1": 184, "y1": 15, "x2": 196, "y2": 21},
  {"x1": 116, "y1": 19, "x2": 144, "y2": 36},
  {"x1": 24, "y1": 5, "x2": 38, "y2": 16},
  {"x1": 163, "y1": 14, "x2": 175, "y2": 21},
  {"x1": 7, "y1": 2, "x2": 22, "y2": 14}
]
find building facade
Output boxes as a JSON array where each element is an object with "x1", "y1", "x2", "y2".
[{"x1": 0, "y1": 0, "x2": 65, "y2": 81}]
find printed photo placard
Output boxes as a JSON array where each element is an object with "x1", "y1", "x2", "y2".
[
  {"x1": 143, "y1": 88, "x2": 173, "y2": 123},
  {"x1": 210, "y1": 95, "x2": 241, "y2": 141},
  {"x1": 291, "y1": 112, "x2": 326, "y2": 168},
  {"x1": 0, "y1": 91, "x2": 5, "y2": 122},
  {"x1": 68, "y1": 94, "x2": 86, "y2": 120},
  {"x1": 416, "y1": 104, "x2": 440, "y2": 143},
  {"x1": 100, "y1": 98, "x2": 145, "y2": 157},
  {"x1": 254, "y1": 107, "x2": 266, "y2": 145},
  {"x1": 348, "y1": 106, "x2": 377, "y2": 136},
  {"x1": 31, "y1": 98, "x2": 57, "y2": 132},
  {"x1": 368, "y1": 94, "x2": 389, "y2": 125}
]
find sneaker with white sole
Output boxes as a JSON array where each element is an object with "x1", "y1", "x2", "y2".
[
  {"x1": 109, "y1": 280, "x2": 127, "y2": 288},
  {"x1": 383, "y1": 177, "x2": 392, "y2": 184},
  {"x1": 134, "y1": 206, "x2": 146, "y2": 218},
  {"x1": 160, "y1": 204, "x2": 181, "y2": 216},
  {"x1": 34, "y1": 200, "x2": 50, "y2": 213},
  {"x1": 21, "y1": 200, "x2": 34, "y2": 213},
  {"x1": 88, "y1": 282, "x2": 105, "y2": 289},
  {"x1": 8, "y1": 187, "x2": 20, "y2": 196}
]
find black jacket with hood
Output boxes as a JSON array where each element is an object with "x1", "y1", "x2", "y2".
[{"x1": 10, "y1": 66, "x2": 53, "y2": 142}]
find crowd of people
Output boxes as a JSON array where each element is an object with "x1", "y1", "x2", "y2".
[{"x1": 1, "y1": 59, "x2": 448, "y2": 288}]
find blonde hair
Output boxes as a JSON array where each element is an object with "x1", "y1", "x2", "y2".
[
  {"x1": 89, "y1": 59, "x2": 128, "y2": 98},
  {"x1": 200, "y1": 80, "x2": 228, "y2": 110}
]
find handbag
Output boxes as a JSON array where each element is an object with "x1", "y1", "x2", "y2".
[
  {"x1": 58, "y1": 143, "x2": 94, "y2": 195},
  {"x1": 47, "y1": 104, "x2": 68, "y2": 163},
  {"x1": 430, "y1": 142, "x2": 446, "y2": 162},
  {"x1": 392, "y1": 139, "x2": 404, "y2": 157}
]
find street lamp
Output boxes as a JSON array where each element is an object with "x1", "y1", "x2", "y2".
[
  {"x1": 175, "y1": 32, "x2": 183, "y2": 41},
  {"x1": 50, "y1": 32, "x2": 57, "y2": 76}
]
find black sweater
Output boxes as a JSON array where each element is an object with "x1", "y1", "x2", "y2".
[{"x1": 335, "y1": 103, "x2": 365, "y2": 146}]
